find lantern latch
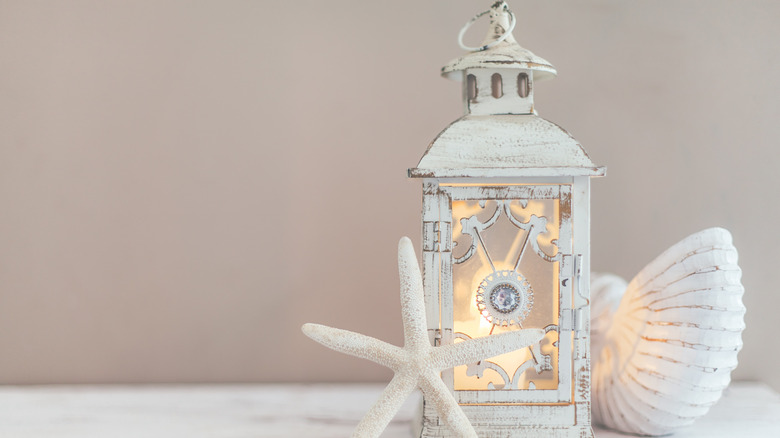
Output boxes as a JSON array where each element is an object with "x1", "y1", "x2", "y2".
[
  {"x1": 561, "y1": 308, "x2": 585, "y2": 334},
  {"x1": 561, "y1": 254, "x2": 588, "y2": 335}
]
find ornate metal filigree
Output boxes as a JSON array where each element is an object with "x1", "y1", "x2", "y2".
[
  {"x1": 455, "y1": 324, "x2": 556, "y2": 391},
  {"x1": 454, "y1": 200, "x2": 560, "y2": 266}
]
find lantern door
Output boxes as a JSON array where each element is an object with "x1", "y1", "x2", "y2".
[{"x1": 423, "y1": 182, "x2": 577, "y2": 408}]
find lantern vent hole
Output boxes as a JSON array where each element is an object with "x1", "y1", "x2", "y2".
[
  {"x1": 491, "y1": 73, "x2": 503, "y2": 98},
  {"x1": 467, "y1": 74, "x2": 478, "y2": 102},
  {"x1": 518, "y1": 73, "x2": 530, "y2": 98}
]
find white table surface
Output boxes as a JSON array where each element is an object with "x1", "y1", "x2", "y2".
[{"x1": 1, "y1": 382, "x2": 778, "y2": 437}]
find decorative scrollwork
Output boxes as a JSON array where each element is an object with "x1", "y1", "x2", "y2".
[
  {"x1": 466, "y1": 360, "x2": 512, "y2": 390},
  {"x1": 502, "y1": 202, "x2": 560, "y2": 263},
  {"x1": 454, "y1": 200, "x2": 560, "y2": 265},
  {"x1": 455, "y1": 327, "x2": 556, "y2": 390},
  {"x1": 454, "y1": 202, "x2": 502, "y2": 264}
]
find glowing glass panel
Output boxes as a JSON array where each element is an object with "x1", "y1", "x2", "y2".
[{"x1": 451, "y1": 199, "x2": 560, "y2": 391}]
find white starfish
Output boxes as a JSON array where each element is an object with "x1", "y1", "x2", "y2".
[{"x1": 302, "y1": 237, "x2": 544, "y2": 438}]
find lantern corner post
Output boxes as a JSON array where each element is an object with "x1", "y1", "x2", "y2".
[
  {"x1": 420, "y1": 179, "x2": 452, "y2": 349},
  {"x1": 573, "y1": 175, "x2": 596, "y2": 436}
]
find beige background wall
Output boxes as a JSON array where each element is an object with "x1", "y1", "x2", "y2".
[{"x1": 1, "y1": 0, "x2": 778, "y2": 390}]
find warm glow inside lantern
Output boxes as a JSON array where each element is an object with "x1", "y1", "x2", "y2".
[{"x1": 409, "y1": 2, "x2": 605, "y2": 436}]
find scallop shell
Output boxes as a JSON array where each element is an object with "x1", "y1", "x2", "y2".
[{"x1": 591, "y1": 228, "x2": 745, "y2": 436}]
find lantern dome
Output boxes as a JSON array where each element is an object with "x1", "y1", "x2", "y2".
[
  {"x1": 410, "y1": 1, "x2": 604, "y2": 179},
  {"x1": 408, "y1": 115, "x2": 605, "y2": 178}
]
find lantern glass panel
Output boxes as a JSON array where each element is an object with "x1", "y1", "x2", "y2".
[{"x1": 451, "y1": 197, "x2": 563, "y2": 392}]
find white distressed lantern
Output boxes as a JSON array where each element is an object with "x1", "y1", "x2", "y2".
[{"x1": 409, "y1": 3, "x2": 605, "y2": 437}]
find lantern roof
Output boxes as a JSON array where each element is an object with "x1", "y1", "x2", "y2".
[
  {"x1": 441, "y1": 2, "x2": 557, "y2": 81},
  {"x1": 408, "y1": 115, "x2": 605, "y2": 178}
]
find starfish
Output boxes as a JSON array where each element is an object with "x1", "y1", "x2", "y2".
[{"x1": 302, "y1": 237, "x2": 544, "y2": 438}]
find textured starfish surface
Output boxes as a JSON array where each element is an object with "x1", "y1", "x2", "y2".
[{"x1": 302, "y1": 237, "x2": 544, "y2": 438}]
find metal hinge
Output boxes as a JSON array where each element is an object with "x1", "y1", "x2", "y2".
[
  {"x1": 423, "y1": 221, "x2": 436, "y2": 251},
  {"x1": 424, "y1": 222, "x2": 451, "y2": 253},
  {"x1": 560, "y1": 308, "x2": 585, "y2": 334}
]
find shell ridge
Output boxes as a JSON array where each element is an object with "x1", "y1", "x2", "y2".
[{"x1": 591, "y1": 228, "x2": 745, "y2": 436}]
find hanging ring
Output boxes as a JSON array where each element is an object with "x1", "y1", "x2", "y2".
[{"x1": 458, "y1": 7, "x2": 516, "y2": 52}]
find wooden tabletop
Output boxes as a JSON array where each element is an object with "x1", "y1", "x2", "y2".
[{"x1": 1, "y1": 382, "x2": 778, "y2": 437}]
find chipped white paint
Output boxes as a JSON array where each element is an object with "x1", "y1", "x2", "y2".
[
  {"x1": 457, "y1": 4, "x2": 516, "y2": 52},
  {"x1": 443, "y1": 1, "x2": 554, "y2": 116},
  {"x1": 462, "y1": 68, "x2": 537, "y2": 115},
  {"x1": 442, "y1": 2, "x2": 556, "y2": 81},
  {"x1": 590, "y1": 228, "x2": 746, "y2": 436},
  {"x1": 409, "y1": 115, "x2": 605, "y2": 178},
  {"x1": 302, "y1": 237, "x2": 544, "y2": 438},
  {"x1": 409, "y1": 2, "x2": 602, "y2": 436}
]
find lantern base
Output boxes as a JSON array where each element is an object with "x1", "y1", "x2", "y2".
[
  {"x1": 415, "y1": 424, "x2": 594, "y2": 438},
  {"x1": 414, "y1": 399, "x2": 594, "y2": 438}
]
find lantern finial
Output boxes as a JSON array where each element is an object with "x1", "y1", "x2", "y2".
[
  {"x1": 458, "y1": 1, "x2": 517, "y2": 52},
  {"x1": 443, "y1": 1, "x2": 556, "y2": 81},
  {"x1": 482, "y1": 1, "x2": 518, "y2": 46}
]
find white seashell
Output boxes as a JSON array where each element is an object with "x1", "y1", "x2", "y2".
[{"x1": 591, "y1": 227, "x2": 745, "y2": 436}]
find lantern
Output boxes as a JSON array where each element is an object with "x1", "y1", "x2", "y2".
[{"x1": 409, "y1": 3, "x2": 604, "y2": 437}]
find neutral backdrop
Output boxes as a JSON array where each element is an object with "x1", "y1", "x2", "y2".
[{"x1": 1, "y1": 0, "x2": 778, "y2": 391}]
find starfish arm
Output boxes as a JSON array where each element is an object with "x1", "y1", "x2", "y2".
[
  {"x1": 398, "y1": 237, "x2": 429, "y2": 351},
  {"x1": 352, "y1": 373, "x2": 417, "y2": 438},
  {"x1": 432, "y1": 328, "x2": 545, "y2": 370},
  {"x1": 301, "y1": 323, "x2": 403, "y2": 370},
  {"x1": 419, "y1": 370, "x2": 478, "y2": 438}
]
